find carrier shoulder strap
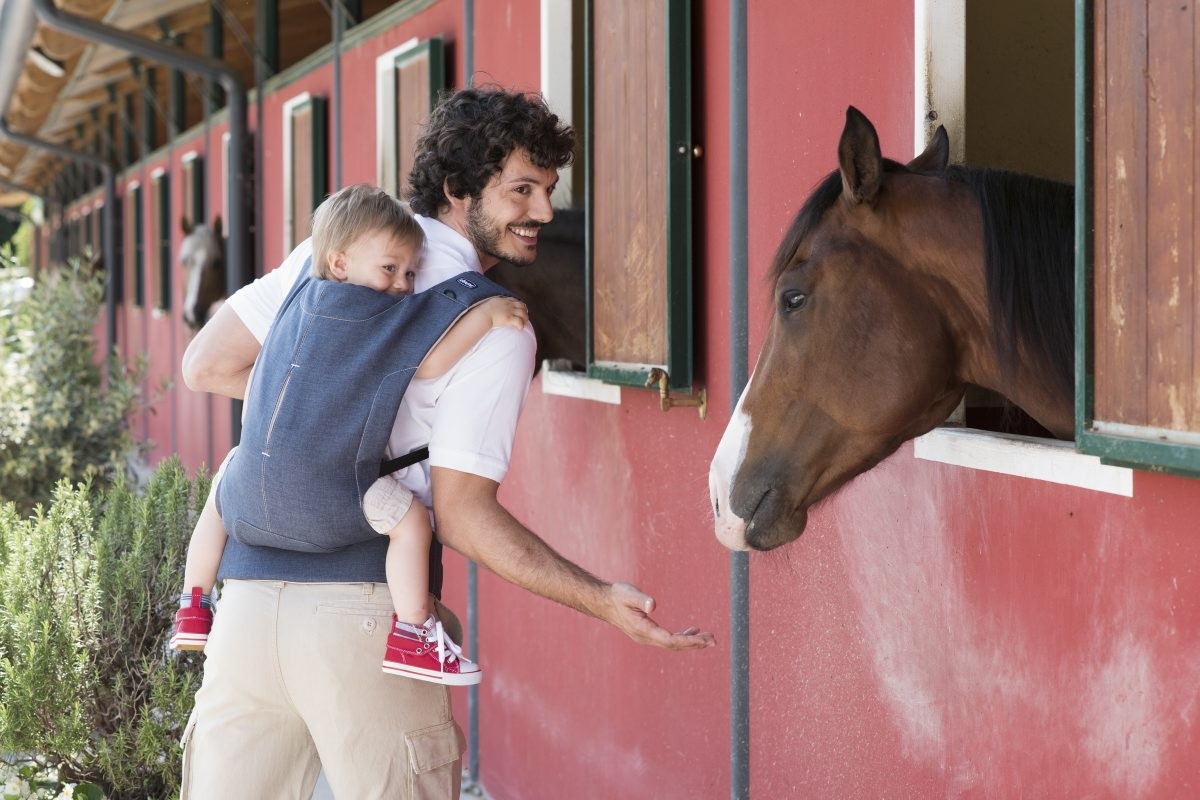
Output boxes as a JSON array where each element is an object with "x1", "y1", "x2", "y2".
[{"x1": 379, "y1": 446, "x2": 429, "y2": 477}]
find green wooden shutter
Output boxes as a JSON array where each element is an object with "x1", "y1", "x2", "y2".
[
  {"x1": 585, "y1": 0, "x2": 694, "y2": 391},
  {"x1": 392, "y1": 38, "x2": 445, "y2": 197},
  {"x1": 128, "y1": 185, "x2": 144, "y2": 308},
  {"x1": 1075, "y1": 0, "x2": 1200, "y2": 476},
  {"x1": 153, "y1": 172, "x2": 171, "y2": 311}
]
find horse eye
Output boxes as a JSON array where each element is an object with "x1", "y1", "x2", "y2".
[{"x1": 781, "y1": 290, "x2": 808, "y2": 312}]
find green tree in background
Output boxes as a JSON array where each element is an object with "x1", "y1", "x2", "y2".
[{"x1": 0, "y1": 259, "x2": 142, "y2": 514}]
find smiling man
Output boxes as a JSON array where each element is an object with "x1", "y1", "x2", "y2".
[{"x1": 179, "y1": 86, "x2": 714, "y2": 799}]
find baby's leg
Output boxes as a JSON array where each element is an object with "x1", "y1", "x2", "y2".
[
  {"x1": 173, "y1": 485, "x2": 223, "y2": 651},
  {"x1": 384, "y1": 504, "x2": 434, "y2": 625},
  {"x1": 182, "y1": 490, "x2": 227, "y2": 594}
]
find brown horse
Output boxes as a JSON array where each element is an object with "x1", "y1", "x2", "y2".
[
  {"x1": 709, "y1": 107, "x2": 1074, "y2": 552},
  {"x1": 180, "y1": 216, "x2": 227, "y2": 331}
]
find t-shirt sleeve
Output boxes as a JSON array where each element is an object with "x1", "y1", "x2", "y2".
[
  {"x1": 225, "y1": 238, "x2": 313, "y2": 342},
  {"x1": 427, "y1": 323, "x2": 536, "y2": 482}
]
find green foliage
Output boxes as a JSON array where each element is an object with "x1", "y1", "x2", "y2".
[
  {"x1": 0, "y1": 259, "x2": 142, "y2": 514},
  {"x1": 0, "y1": 460, "x2": 209, "y2": 800},
  {"x1": 2, "y1": 200, "x2": 37, "y2": 271}
]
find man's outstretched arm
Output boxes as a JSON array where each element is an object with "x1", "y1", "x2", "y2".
[
  {"x1": 431, "y1": 466, "x2": 715, "y2": 651},
  {"x1": 181, "y1": 303, "x2": 261, "y2": 399}
]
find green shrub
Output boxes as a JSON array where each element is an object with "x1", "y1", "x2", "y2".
[
  {"x1": 0, "y1": 459, "x2": 209, "y2": 800},
  {"x1": 0, "y1": 260, "x2": 143, "y2": 515}
]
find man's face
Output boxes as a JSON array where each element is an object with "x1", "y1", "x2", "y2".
[{"x1": 465, "y1": 148, "x2": 558, "y2": 267}]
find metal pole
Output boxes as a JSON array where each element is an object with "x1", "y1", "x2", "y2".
[
  {"x1": 464, "y1": 0, "x2": 475, "y2": 87},
  {"x1": 0, "y1": 120, "x2": 118, "y2": 361},
  {"x1": 729, "y1": 1, "x2": 750, "y2": 798},
  {"x1": 332, "y1": 2, "x2": 342, "y2": 190},
  {"x1": 462, "y1": 0, "x2": 480, "y2": 789}
]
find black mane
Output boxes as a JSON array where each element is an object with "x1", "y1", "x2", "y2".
[{"x1": 769, "y1": 162, "x2": 1075, "y2": 399}]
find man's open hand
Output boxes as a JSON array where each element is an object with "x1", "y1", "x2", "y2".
[{"x1": 603, "y1": 582, "x2": 716, "y2": 650}]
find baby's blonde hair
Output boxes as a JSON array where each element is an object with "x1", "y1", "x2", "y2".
[{"x1": 310, "y1": 184, "x2": 424, "y2": 280}]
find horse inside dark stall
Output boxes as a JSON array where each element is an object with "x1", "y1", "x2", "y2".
[
  {"x1": 489, "y1": 208, "x2": 586, "y2": 371},
  {"x1": 179, "y1": 216, "x2": 226, "y2": 331},
  {"x1": 709, "y1": 106, "x2": 1075, "y2": 552}
]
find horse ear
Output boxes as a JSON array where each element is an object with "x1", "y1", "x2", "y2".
[
  {"x1": 838, "y1": 106, "x2": 883, "y2": 205},
  {"x1": 212, "y1": 215, "x2": 223, "y2": 237},
  {"x1": 907, "y1": 125, "x2": 949, "y2": 173},
  {"x1": 181, "y1": 216, "x2": 193, "y2": 236}
]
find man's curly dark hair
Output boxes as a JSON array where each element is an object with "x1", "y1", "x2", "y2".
[{"x1": 406, "y1": 86, "x2": 575, "y2": 217}]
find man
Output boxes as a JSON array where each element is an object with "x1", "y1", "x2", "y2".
[{"x1": 179, "y1": 87, "x2": 714, "y2": 798}]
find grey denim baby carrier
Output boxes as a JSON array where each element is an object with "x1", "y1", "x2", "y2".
[{"x1": 216, "y1": 262, "x2": 512, "y2": 588}]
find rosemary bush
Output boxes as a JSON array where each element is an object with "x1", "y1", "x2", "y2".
[{"x1": 0, "y1": 461, "x2": 209, "y2": 800}]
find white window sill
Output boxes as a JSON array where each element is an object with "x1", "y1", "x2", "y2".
[
  {"x1": 913, "y1": 426, "x2": 1134, "y2": 497},
  {"x1": 538, "y1": 363, "x2": 621, "y2": 405}
]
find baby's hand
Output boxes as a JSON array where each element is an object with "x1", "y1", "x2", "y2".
[{"x1": 481, "y1": 296, "x2": 528, "y2": 330}]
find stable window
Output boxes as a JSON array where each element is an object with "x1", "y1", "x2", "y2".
[
  {"x1": 585, "y1": 0, "x2": 694, "y2": 392},
  {"x1": 283, "y1": 93, "x2": 328, "y2": 253},
  {"x1": 104, "y1": 202, "x2": 123, "y2": 304},
  {"x1": 150, "y1": 169, "x2": 170, "y2": 311},
  {"x1": 919, "y1": 0, "x2": 1075, "y2": 438},
  {"x1": 375, "y1": 37, "x2": 444, "y2": 199},
  {"x1": 90, "y1": 205, "x2": 101, "y2": 261},
  {"x1": 182, "y1": 152, "x2": 205, "y2": 227},
  {"x1": 911, "y1": 0, "x2": 1135, "y2": 496},
  {"x1": 1078, "y1": 0, "x2": 1200, "y2": 476},
  {"x1": 125, "y1": 183, "x2": 143, "y2": 308}
]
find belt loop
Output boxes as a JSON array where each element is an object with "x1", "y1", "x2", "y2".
[{"x1": 362, "y1": 583, "x2": 373, "y2": 597}]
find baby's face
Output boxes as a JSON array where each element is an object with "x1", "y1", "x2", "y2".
[{"x1": 337, "y1": 228, "x2": 420, "y2": 295}]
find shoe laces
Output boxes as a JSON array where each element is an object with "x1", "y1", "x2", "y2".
[{"x1": 424, "y1": 620, "x2": 464, "y2": 666}]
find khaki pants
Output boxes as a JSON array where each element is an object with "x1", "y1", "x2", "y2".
[{"x1": 181, "y1": 580, "x2": 464, "y2": 799}]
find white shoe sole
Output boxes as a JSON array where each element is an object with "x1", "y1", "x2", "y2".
[
  {"x1": 382, "y1": 660, "x2": 482, "y2": 686},
  {"x1": 170, "y1": 633, "x2": 208, "y2": 651}
]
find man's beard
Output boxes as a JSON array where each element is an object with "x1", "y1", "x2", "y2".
[{"x1": 466, "y1": 199, "x2": 540, "y2": 266}]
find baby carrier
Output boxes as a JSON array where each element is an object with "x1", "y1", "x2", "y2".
[{"x1": 217, "y1": 263, "x2": 513, "y2": 555}]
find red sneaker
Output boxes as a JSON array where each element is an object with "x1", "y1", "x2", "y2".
[
  {"x1": 170, "y1": 587, "x2": 213, "y2": 651},
  {"x1": 382, "y1": 615, "x2": 482, "y2": 685}
]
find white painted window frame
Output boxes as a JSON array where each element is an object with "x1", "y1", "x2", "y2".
[
  {"x1": 282, "y1": 91, "x2": 314, "y2": 255},
  {"x1": 150, "y1": 167, "x2": 168, "y2": 317},
  {"x1": 535, "y1": 1, "x2": 619, "y2": 403},
  {"x1": 375, "y1": 37, "x2": 420, "y2": 197},
  {"x1": 540, "y1": 0, "x2": 576, "y2": 210}
]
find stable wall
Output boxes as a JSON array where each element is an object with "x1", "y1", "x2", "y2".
[{"x1": 69, "y1": 0, "x2": 1200, "y2": 796}]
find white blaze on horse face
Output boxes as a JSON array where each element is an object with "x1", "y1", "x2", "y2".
[
  {"x1": 709, "y1": 378, "x2": 753, "y2": 552},
  {"x1": 182, "y1": 255, "x2": 203, "y2": 325}
]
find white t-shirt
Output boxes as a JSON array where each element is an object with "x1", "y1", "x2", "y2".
[{"x1": 225, "y1": 215, "x2": 536, "y2": 512}]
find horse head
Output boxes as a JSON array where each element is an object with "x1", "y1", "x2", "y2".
[
  {"x1": 709, "y1": 107, "x2": 1075, "y2": 552},
  {"x1": 180, "y1": 215, "x2": 227, "y2": 330}
]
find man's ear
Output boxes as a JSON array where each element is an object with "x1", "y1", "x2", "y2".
[
  {"x1": 328, "y1": 251, "x2": 348, "y2": 280},
  {"x1": 443, "y1": 178, "x2": 468, "y2": 212}
]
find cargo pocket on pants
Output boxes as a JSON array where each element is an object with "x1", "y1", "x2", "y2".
[
  {"x1": 405, "y1": 719, "x2": 465, "y2": 799},
  {"x1": 179, "y1": 710, "x2": 198, "y2": 800}
]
